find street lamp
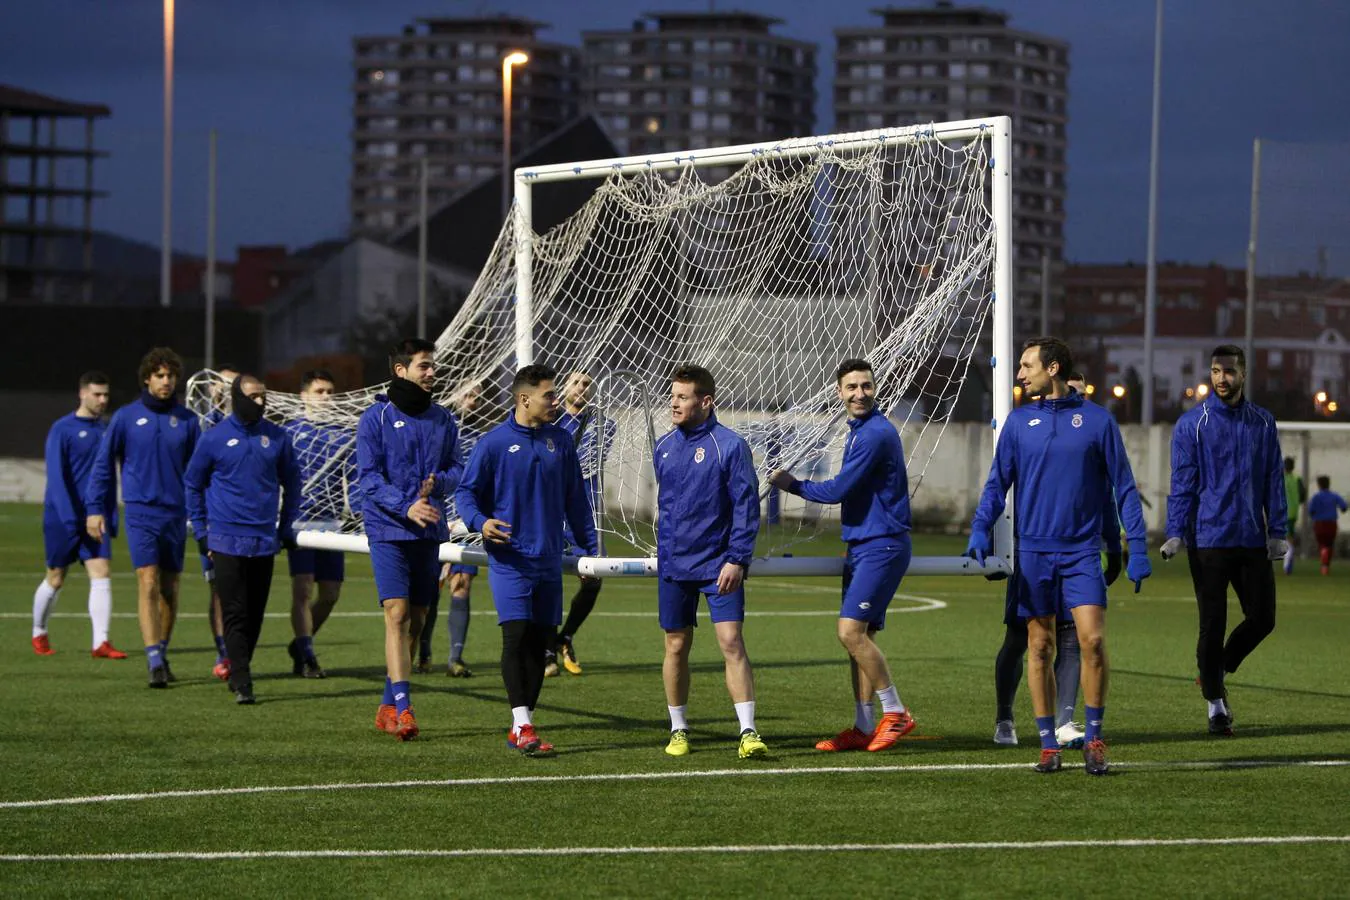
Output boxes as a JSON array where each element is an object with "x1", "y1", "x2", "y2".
[
  {"x1": 1112, "y1": 385, "x2": 1127, "y2": 399},
  {"x1": 161, "y1": 0, "x2": 175, "y2": 308},
  {"x1": 1315, "y1": 390, "x2": 1329, "y2": 405},
  {"x1": 1196, "y1": 383, "x2": 1209, "y2": 398},
  {"x1": 1328, "y1": 401, "x2": 1340, "y2": 414},
  {"x1": 501, "y1": 50, "x2": 529, "y2": 227}
]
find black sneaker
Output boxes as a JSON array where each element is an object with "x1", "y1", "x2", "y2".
[
  {"x1": 235, "y1": 684, "x2": 256, "y2": 705},
  {"x1": 1208, "y1": 712, "x2": 1234, "y2": 736},
  {"x1": 162, "y1": 659, "x2": 177, "y2": 683},
  {"x1": 1033, "y1": 749, "x2": 1062, "y2": 773},
  {"x1": 413, "y1": 658, "x2": 433, "y2": 675},
  {"x1": 148, "y1": 665, "x2": 169, "y2": 689},
  {"x1": 1083, "y1": 738, "x2": 1110, "y2": 776},
  {"x1": 287, "y1": 639, "x2": 304, "y2": 676},
  {"x1": 302, "y1": 656, "x2": 326, "y2": 679}
]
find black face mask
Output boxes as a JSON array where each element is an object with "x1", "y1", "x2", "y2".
[
  {"x1": 388, "y1": 376, "x2": 432, "y2": 416},
  {"x1": 231, "y1": 377, "x2": 265, "y2": 425}
]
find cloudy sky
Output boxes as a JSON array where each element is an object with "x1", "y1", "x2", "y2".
[{"x1": 3, "y1": 0, "x2": 1347, "y2": 272}]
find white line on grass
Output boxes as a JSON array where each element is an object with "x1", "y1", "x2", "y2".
[
  {"x1": 2, "y1": 834, "x2": 1349, "y2": 862},
  {"x1": 3, "y1": 759, "x2": 1346, "y2": 811}
]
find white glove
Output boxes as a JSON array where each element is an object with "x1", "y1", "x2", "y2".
[
  {"x1": 1159, "y1": 536, "x2": 1184, "y2": 561},
  {"x1": 1267, "y1": 538, "x2": 1290, "y2": 561}
]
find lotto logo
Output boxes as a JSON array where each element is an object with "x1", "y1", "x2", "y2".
[
  {"x1": 78, "y1": 430, "x2": 88, "y2": 438},
  {"x1": 136, "y1": 417, "x2": 149, "y2": 426},
  {"x1": 227, "y1": 438, "x2": 240, "y2": 447},
  {"x1": 394, "y1": 421, "x2": 406, "y2": 429},
  {"x1": 1028, "y1": 418, "x2": 1042, "y2": 427},
  {"x1": 508, "y1": 444, "x2": 521, "y2": 453}
]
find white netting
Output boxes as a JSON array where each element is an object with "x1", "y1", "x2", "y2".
[{"x1": 188, "y1": 122, "x2": 1001, "y2": 561}]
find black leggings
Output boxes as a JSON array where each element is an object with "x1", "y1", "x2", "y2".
[
  {"x1": 213, "y1": 552, "x2": 275, "y2": 690},
  {"x1": 1187, "y1": 546, "x2": 1276, "y2": 700}
]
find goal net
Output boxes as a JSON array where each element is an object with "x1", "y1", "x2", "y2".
[{"x1": 187, "y1": 118, "x2": 1014, "y2": 576}]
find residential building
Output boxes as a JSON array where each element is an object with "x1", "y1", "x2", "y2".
[
  {"x1": 835, "y1": 4, "x2": 1069, "y2": 337},
  {"x1": 350, "y1": 15, "x2": 581, "y2": 236},
  {"x1": 0, "y1": 84, "x2": 109, "y2": 304},
  {"x1": 582, "y1": 11, "x2": 817, "y2": 155}
]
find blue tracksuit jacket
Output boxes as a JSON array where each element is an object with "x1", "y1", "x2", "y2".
[
  {"x1": 787, "y1": 408, "x2": 911, "y2": 544},
  {"x1": 973, "y1": 391, "x2": 1146, "y2": 553},
  {"x1": 1309, "y1": 490, "x2": 1347, "y2": 522},
  {"x1": 85, "y1": 393, "x2": 200, "y2": 518},
  {"x1": 653, "y1": 413, "x2": 760, "y2": 581},
  {"x1": 455, "y1": 416, "x2": 599, "y2": 567},
  {"x1": 44, "y1": 413, "x2": 117, "y2": 534},
  {"x1": 184, "y1": 414, "x2": 301, "y2": 554},
  {"x1": 285, "y1": 417, "x2": 355, "y2": 522},
  {"x1": 356, "y1": 394, "x2": 463, "y2": 543},
  {"x1": 1166, "y1": 396, "x2": 1287, "y2": 547}
]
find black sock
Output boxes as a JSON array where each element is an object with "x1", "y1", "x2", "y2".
[
  {"x1": 524, "y1": 623, "x2": 550, "y2": 709},
  {"x1": 559, "y1": 580, "x2": 602, "y2": 642},
  {"x1": 500, "y1": 620, "x2": 530, "y2": 709},
  {"x1": 419, "y1": 592, "x2": 440, "y2": 662},
  {"x1": 995, "y1": 621, "x2": 1028, "y2": 722}
]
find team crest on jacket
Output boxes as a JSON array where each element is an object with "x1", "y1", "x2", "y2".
[
  {"x1": 78, "y1": 430, "x2": 88, "y2": 438},
  {"x1": 546, "y1": 438, "x2": 555, "y2": 452},
  {"x1": 261, "y1": 435, "x2": 270, "y2": 448},
  {"x1": 1072, "y1": 413, "x2": 1084, "y2": 429},
  {"x1": 170, "y1": 416, "x2": 178, "y2": 427},
  {"x1": 227, "y1": 438, "x2": 240, "y2": 447},
  {"x1": 694, "y1": 447, "x2": 706, "y2": 464}
]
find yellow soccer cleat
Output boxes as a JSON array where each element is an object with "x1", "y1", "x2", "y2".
[
  {"x1": 737, "y1": 729, "x2": 768, "y2": 759},
  {"x1": 559, "y1": 641, "x2": 583, "y2": 676},
  {"x1": 665, "y1": 729, "x2": 690, "y2": 757}
]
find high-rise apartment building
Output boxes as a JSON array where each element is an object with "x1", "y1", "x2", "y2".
[
  {"x1": 582, "y1": 12, "x2": 817, "y2": 156},
  {"x1": 350, "y1": 16, "x2": 581, "y2": 236},
  {"x1": 835, "y1": 3, "x2": 1069, "y2": 336}
]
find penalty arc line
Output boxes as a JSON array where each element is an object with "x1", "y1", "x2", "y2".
[
  {"x1": 1, "y1": 759, "x2": 1346, "y2": 812},
  {"x1": 2, "y1": 835, "x2": 1350, "y2": 862}
]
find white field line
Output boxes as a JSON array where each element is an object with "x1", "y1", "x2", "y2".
[
  {"x1": 3, "y1": 834, "x2": 1349, "y2": 862},
  {"x1": 2, "y1": 759, "x2": 1346, "y2": 812}
]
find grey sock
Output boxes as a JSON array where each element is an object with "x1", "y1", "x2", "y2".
[{"x1": 448, "y1": 593, "x2": 470, "y2": 663}]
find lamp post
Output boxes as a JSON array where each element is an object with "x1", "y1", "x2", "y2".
[
  {"x1": 501, "y1": 51, "x2": 529, "y2": 228},
  {"x1": 160, "y1": 0, "x2": 175, "y2": 308}
]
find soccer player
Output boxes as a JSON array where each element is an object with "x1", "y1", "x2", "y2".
[
  {"x1": 768, "y1": 358, "x2": 918, "y2": 754},
  {"x1": 85, "y1": 347, "x2": 200, "y2": 688},
  {"x1": 991, "y1": 369, "x2": 1121, "y2": 749},
  {"x1": 1161, "y1": 345, "x2": 1286, "y2": 736},
  {"x1": 357, "y1": 339, "x2": 463, "y2": 741},
  {"x1": 654, "y1": 365, "x2": 765, "y2": 759},
  {"x1": 1308, "y1": 476, "x2": 1347, "y2": 576},
  {"x1": 185, "y1": 375, "x2": 301, "y2": 704},
  {"x1": 33, "y1": 371, "x2": 125, "y2": 659},
  {"x1": 455, "y1": 364, "x2": 599, "y2": 756},
  {"x1": 200, "y1": 363, "x2": 238, "y2": 679},
  {"x1": 284, "y1": 368, "x2": 347, "y2": 678},
  {"x1": 418, "y1": 378, "x2": 486, "y2": 677},
  {"x1": 1282, "y1": 457, "x2": 1307, "y2": 575},
  {"x1": 968, "y1": 338, "x2": 1150, "y2": 775},
  {"x1": 550, "y1": 369, "x2": 617, "y2": 676}
]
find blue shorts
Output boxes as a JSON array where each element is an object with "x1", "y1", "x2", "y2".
[
  {"x1": 43, "y1": 522, "x2": 111, "y2": 570},
  {"x1": 840, "y1": 536, "x2": 912, "y2": 629},
  {"x1": 449, "y1": 563, "x2": 479, "y2": 576},
  {"x1": 1012, "y1": 548, "x2": 1107, "y2": 620},
  {"x1": 488, "y1": 563, "x2": 563, "y2": 625},
  {"x1": 370, "y1": 539, "x2": 440, "y2": 607},
  {"x1": 125, "y1": 511, "x2": 186, "y2": 573},
  {"x1": 287, "y1": 547, "x2": 346, "y2": 582},
  {"x1": 658, "y1": 578, "x2": 745, "y2": 631}
]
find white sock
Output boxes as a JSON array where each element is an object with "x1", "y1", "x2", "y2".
[
  {"x1": 89, "y1": 578, "x2": 112, "y2": 648},
  {"x1": 734, "y1": 700, "x2": 756, "y2": 733},
  {"x1": 854, "y1": 700, "x2": 875, "y2": 733},
  {"x1": 1207, "y1": 698, "x2": 1229, "y2": 718},
  {"x1": 668, "y1": 704, "x2": 689, "y2": 731},
  {"x1": 511, "y1": 705, "x2": 532, "y2": 730},
  {"x1": 33, "y1": 581, "x2": 60, "y2": 638},
  {"x1": 876, "y1": 684, "x2": 904, "y2": 715}
]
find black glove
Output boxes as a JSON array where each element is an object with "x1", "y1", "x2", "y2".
[
  {"x1": 1104, "y1": 552, "x2": 1123, "y2": 587},
  {"x1": 195, "y1": 536, "x2": 211, "y2": 561}
]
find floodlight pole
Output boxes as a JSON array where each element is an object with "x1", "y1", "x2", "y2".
[
  {"x1": 1245, "y1": 138, "x2": 1262, "y2": 381},
  {"x1": 1142, "y1": 0, "x2": 1163, "y2": 426}
]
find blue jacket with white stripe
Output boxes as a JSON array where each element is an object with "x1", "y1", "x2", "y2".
[
  {"x1": 184, "y1": 413, "x2": 301, "y2": 553},
  {"x1": 84, "y1": 393, "x2": 200, "y2": 518},
  {"x1": 653, "y1": 413, "x2": 760, "y2": 582},
  {"x1": 1166, "y1": 396, "x2": 1286, "y2": 548},
  {"x1": 356, "y1": 394, "x2": 463, "y2": 543}
]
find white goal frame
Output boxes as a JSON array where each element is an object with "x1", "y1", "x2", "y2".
[{"x1": 503, "y1": 117, "x2": 1017, "y2": 578}]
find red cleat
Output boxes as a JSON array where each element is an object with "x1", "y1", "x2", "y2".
[
  {"x1": 375, "y1": 704, "x2": 398, "y2": 734},
  {"x1": 396, "y1": 709, "x2": 419, "y2": 742},
  {"x1": 512, "y1": 724, "x2": 554, "y2": 755},
  {"x1": 867, "y1": 711, "x2": 917, "y2": 752},
  {"x1": 91, "y1": 641, "x2": 127, "y2": 659},
  {"x1": 32, "y1": 635, "x2": 54, "y2": 656},
  {"x1": 814, "y1": 726, "x2": 872, "y2": 752},
  {"x1": 212, "y1": 658, "x2": 231, "y2": 681}
]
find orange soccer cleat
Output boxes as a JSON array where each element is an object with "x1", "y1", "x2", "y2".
[
  {"x1": 866, "y1": 711, "x2": 917, "y2": 752},
  {"x1": 32, "y1": 635, "x2": 55, "y2": 656},
  {"x1": 375, "y1": 704, "x2": 398, "y2": 734},
  {"x1": 814, "y1": 726, "x2": 872, "y2": 752},
  {"x1": 91, "y1": 641, "x2": 128, "y2": 660},
  {"x1": 395, "y1": 709, "x2": 419, "y2": 742}
]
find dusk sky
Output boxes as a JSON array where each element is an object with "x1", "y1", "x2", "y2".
[{"x1": 3, "y1": 0, "x2": 1347, "y2": 273}]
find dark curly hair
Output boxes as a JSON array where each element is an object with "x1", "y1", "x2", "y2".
[{"x1": 138, "y1": 347, "x2": 183, "y2": 385}]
